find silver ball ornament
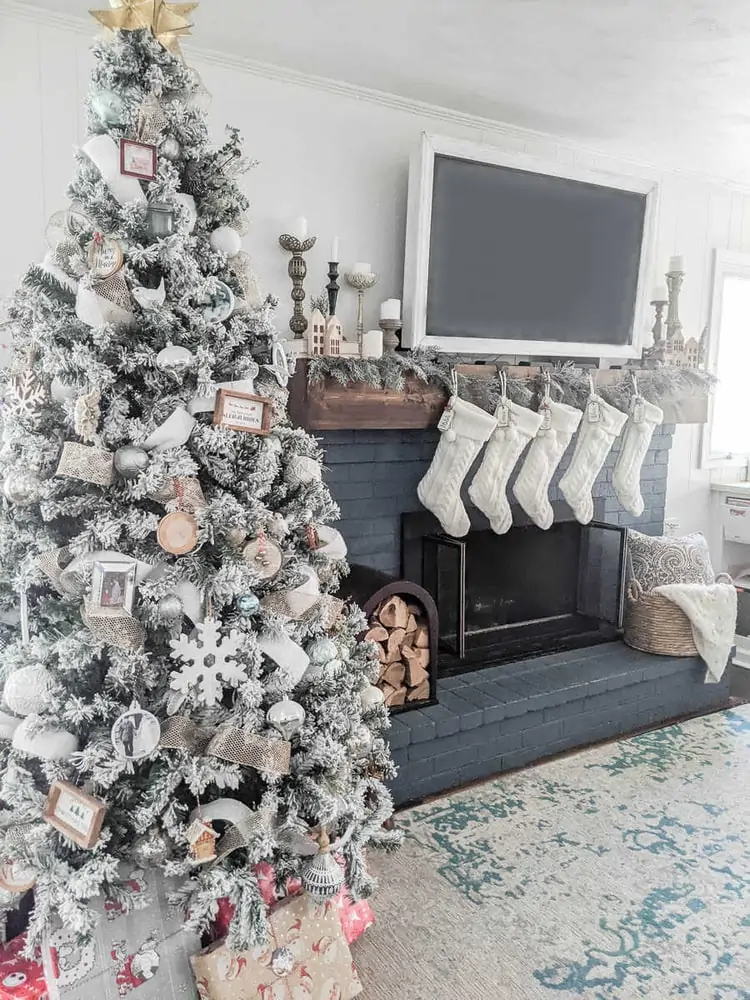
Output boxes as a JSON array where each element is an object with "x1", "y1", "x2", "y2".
[
  {"x1": 4, "y1": 665, "x2": 55, "y2": 717},
  {"x1": 308, "y1": 638, "x2": 338, "y2": 664},
  {"x1": 157, "y1": 594, "x2": 184, "y2": 623},
  {"x1": 156, "y1": 344, "x2": 194, "y2": 375},
  {"x1": 3, "y1": 471, "x2": 40, "y2": 507},
  {"x1": 266, "y1": 699, "x2": 306, "y2": 740},
  {"x1": 132, "y1": 829, "x2": 169, "y2": 865},
  {"x1": 301, "y1": 847, "x2": 345, "y2": 903},
  {"x1": 270, "y1": 947, "x2": 295, "y2": 978},
  {"x1": 360, "y1": 684, "x2": 385, "y2": 712},
  {"x1": 235, "y1": 593, "x2": 260, "y2": 615},
  {"x1": 114, "y1": 446, "x2": 149, "y2": 479},
  {"x1": 209, "y1": 226, "x2": 242, "y2": 258},
  {"x1": 90, "y1": 89, "x2": 127, "y2": 126},
  {"x1": 160, "y1": 136, "x2": 181, "y2": 160}
]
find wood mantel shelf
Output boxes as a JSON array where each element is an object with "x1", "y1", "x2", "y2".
[{"x1": 287, "y1": 360, "x2": 708, "y2": 431}]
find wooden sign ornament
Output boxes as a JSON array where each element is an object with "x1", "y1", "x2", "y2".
[{"x1": 214, "y1": 389, "x2": 272, "y2": 435}]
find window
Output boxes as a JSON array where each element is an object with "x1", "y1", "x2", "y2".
[{"x1": 703, "y1": 250, "x2": 750, "y2": 465}]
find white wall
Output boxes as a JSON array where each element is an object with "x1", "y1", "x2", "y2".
[{"x1": 4, "y1": 6, "x2": 750, "y2": 542}]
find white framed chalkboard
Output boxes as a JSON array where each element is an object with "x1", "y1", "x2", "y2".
[{"x1": 403, "y1": 134, "x2": 659, "y2": 358}]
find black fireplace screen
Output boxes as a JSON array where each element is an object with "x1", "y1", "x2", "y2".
[{"x1": 404, "y1": 512, "x2": 626, "y2": 674}]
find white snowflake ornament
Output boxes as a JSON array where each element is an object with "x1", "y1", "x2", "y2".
[
  {"x1": 4, "y1": 372, "x2": 46, "y2": 425},
  {"x1": 169, "y1": 620, "x2": 246, "y2": 706}
]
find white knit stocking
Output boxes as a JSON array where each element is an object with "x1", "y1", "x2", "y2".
[
  {"x1": 417, "y1": 396, "x2": 497, "y2": 537},
  {"x1": 469, "y1": 399, "x2": 543, "y2": 534},
  {"x1": 612, "y1": 397, "x2": 663, "y2": 516},
  {"x1": 559, "y1": 394, "x2": 628, "y2": 524},
  {"x1": 512, "y1": 400, "x2": 582, "y2": 530}
]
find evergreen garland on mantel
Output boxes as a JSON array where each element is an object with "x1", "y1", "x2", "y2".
[{"x1": 307, "y1": 350, "x2": 716, "y2": 417}]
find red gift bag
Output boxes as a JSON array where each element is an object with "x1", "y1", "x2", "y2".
[{"x1": 0, "y1": 934, "x2": 48, "y2": 1000}]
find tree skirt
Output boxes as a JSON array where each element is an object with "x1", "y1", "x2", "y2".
[{"x1": 356, "y1": 707, "x2": 750, "y2": 999}]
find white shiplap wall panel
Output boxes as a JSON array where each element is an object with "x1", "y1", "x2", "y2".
[{"x1": 3, "y1": 9, "x2": 750, "y2": 545}]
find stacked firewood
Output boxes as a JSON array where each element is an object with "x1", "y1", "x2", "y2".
[{"x1": 365, "y1": 595, "x2": 431, "y2": 708}]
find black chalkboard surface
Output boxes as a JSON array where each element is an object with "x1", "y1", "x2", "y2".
[{"x1": 426, "y1": 154, "x2": 647, "y2": 345}]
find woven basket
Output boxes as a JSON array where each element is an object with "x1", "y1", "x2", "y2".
[{"x1": 623, "y1": 574, "x2": 732, "y2": 657}]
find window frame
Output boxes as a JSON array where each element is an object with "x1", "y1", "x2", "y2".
[{"x1": 700, "y1": 248, "x2": 750, "y2": 469}]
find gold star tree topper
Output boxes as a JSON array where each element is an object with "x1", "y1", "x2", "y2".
[{"x1": 90, "y1": 0, "x2": 198, "y2": 53}]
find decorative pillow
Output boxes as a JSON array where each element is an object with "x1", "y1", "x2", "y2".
[{"x1": 627, "y1": 529, "x2": 715, "y2": 593}]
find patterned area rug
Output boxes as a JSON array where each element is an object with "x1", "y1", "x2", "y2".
[{"x1": 355, "y1": 707, "x2": 750, "y2": 1000}]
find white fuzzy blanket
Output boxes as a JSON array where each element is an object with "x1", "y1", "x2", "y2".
[{"x1": 653, "y1": 582, "x2": 737, "y2": 683}]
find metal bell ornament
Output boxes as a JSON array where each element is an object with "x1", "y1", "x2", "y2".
[
  {"x1": 157, "y1": 593, "x2": 184, "y2": 623},
  {"x1": 360, "y1": 684, "x2": 385, "y2": 712},
  {"x1": 266, "y1": 699, "x2": 305, "y2": 740},
  {"x1": 114, "y1": 445, "x2": 150, "y2": 479},
  {"x1": 235, "y1": 593, "x2": 260, "y2": 615},
  {"x1": 301, "y1": 830, "x2": 345, "y2": 903},
  {"x1": 3, "y1": 470, "x2": 41, "y2": 507},
  {"x1": 308, "y1": 637, "x2": 338, "y2": 664},
  {"x1": 156, "y1": 344, "x2": 194, "y2": 375}
]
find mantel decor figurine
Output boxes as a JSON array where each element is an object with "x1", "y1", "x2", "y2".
[
  {"x1": 279, "y1": 217, "x2": 316, "y2": 337},
  {"x1": 642, "y1": 256, "x2": 705, "y2": 370}
]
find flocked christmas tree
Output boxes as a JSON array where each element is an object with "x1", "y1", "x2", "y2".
[{"x1": 0, "y1": 2, "x2": 397, "y2": 948}]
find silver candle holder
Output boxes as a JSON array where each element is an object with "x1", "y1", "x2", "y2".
[
  {"x1": 346, "y1": 269, "x2": 378, "y2": 353},
  {"x1": 278, "y1": 233, "x2": 317, "y2": 337},
  {"x1": 643, "y1": 264, "x2": 687, "y2": 368}
]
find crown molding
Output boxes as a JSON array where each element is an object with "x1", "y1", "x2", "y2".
[{"x1": 4, "y1": 0, "x2": 750, "y2": 194}]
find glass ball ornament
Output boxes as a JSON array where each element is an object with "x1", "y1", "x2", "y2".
[
  {"x1": 235, "y1": 592, "x2": 260, "y2": 615},
  {"x1": 270, "y1": 946, "x2": 294, "y2": 978},
  {"x1": 266, "y1": 699, "x2": 306, "y2": 740},
  {"x1": 160, "y1": 136, "x2": 181, "y2": 160},
  {"x1": 157, "y1": 593, "x2": 184, "y2": 623},
  {"x1": 4, "y1": 665, "x2": 55, "y2": 717},
  {"x1": 360, "y1": 684, "x2": 385, "y2": 713},
  {"x1": 156, "y1": 344, "x2": 194, "y2": 374},
  {"x1": 132, "y1": 829, "x2": 169, "y2": 865},
  {"x1": 209, "y1": 226, "x2": 242, "y2": 258},
  {"x1": 114, "y1": 445, "x2": 149, "y2": 479},
  {"x1": 3, "y1": 470, "x2": 40, "y2": 507},
  {"x1": 301, "y1": 847, "x2": 345, "y2": 903},
  {"x1": 90, "y1": 89, "x2": 127, "y2": 126},
  {"x1": 308, "y1": 638, "x2": 338, "y2": 664}
]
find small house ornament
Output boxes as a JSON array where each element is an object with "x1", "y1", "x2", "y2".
[
  {"x1": 324, "y1": 315, "x2": 342, "y2": 356},
  {"x1": 187, "y1": 817, "x2": 218, "y2": 863},
  {"x1": 309, "y1": 308, "x2": 326, "y2": 356}
]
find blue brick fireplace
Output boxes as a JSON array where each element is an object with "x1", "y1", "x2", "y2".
[{"x1": 318, "y1": 422, "x2": 730, "y2": 805}]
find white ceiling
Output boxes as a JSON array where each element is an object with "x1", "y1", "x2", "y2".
[{"x1": 26, "y1": 0, "x2": 750, "y2": 182}]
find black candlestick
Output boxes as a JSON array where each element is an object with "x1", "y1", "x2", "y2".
[{"x1": 327, "y1": 261, "x2": 340, "y2": 317}]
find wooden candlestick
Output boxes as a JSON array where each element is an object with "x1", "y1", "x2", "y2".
[
  {"x1": 278, "y1": 233, "x2": 317, "y2": 337},
  {"x1": 327, "y1": 262, "x2": 340, "y2": 318}
]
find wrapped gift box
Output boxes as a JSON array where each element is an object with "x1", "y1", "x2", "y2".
[
  {"x1": 193, "y1": 893, "x2": 362, "y2": 1000},
  {"x1": 214, "y1": 861, "x2": 374, "y2": 946},
  {"x1": 0, "y1": 934, "x2": 48, "y2": 1000},
  {"x1": 41, "y1": 865, "x2": 200, "y2": 1000}
]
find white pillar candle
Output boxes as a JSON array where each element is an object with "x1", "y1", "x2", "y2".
[
  {"x1": 330, "y1": 237, "x2": 340, "y2": 262},
  {"x1": 292, "y1": 216, "x2": 308, "y2": 241},
  {"x1": 352, "y1": 262, "x2": 372, "y2": 275},
  {"x1": 380, "y1": 298, "x2": 401, "y2": 321},
  {"x1": 651, "y1": 285, "x2": 668, "y2": 302},
  {"x1": 668, "y1": 254, "x2": 684, "y2": 273},
  {"x1": 362, "y1": 329, "x2": 384, "y2": 359}
]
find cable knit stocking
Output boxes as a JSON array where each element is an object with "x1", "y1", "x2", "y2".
[
  {"x1": 417, "y1": 396, "x2": 497, "y2": 537},
  {"x1": 469, "y1": 399, "x2": 543, "y2": 535},
  {"x1": 512, "y1": 400, "x2": 582, "y2": 530},
  {"x1": 612, "y1": 398, "x2": 663, "y2": 516},
  {"x1": 559, "y1": 394, "x2": 628, "y2": 524}
]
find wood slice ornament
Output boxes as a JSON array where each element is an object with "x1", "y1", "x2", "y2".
[
  {"x1": 157, "y1": 478, "x2": 199, "y2": 555},
  {"x1": 88, "y1": 233, "x2": 123, "y2": 279},
  {"x1": 242, "y1": 530, "x2": 282, "y2": 579}
]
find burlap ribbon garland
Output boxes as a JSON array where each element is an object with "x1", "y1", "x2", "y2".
[
  {"x1": 148, "y1": 476, "x2": 206, "y2": 513},
  {"x1": 160, "y1": 716, "x2": 291, "y2": 776},
  {"x1": 81, "y1": 600, "x2": 146, "y2": 651},
  {"x1": 56, "y1": 442, "x2": 115, "y2": 486},
  {"x1": 36, "y1": 547, "x2": 72, "y2": 594}
]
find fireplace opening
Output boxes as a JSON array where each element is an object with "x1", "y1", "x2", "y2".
[{"x1": 402, "y1": 507, "x2": 627, "y2": 676}]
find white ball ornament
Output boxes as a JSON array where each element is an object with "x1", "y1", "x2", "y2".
[
  {"x1": 160, "y1": 136, "x2": 181, "y2": 160},
  {"x1": 308, "y1": 638, "x2": 338, "y2": 664},
  {"x1": 51, "y1": 376, "x2": 78, "y2": 403},
  {"x1": 284, "y1": 456, "x2": 322, "y2": 487},
  {"x1": 3, "y1": 471, "x2": 40, "y2": 507},
  {"x1": 361, "y1": 685, "x2": 385, "y2": 712},
  {"x1": 209, "y1": 226, "x2": 242, "y2": 258},
  {"x1": 4, "y1": 666, "x2": 55, "y2": 717}
]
